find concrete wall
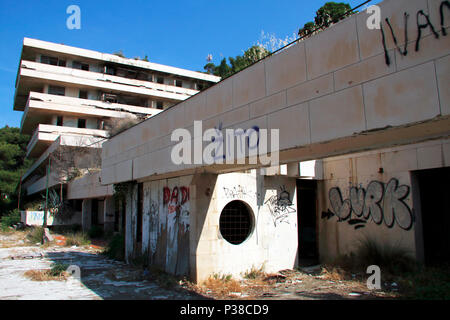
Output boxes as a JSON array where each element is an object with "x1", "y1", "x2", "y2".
[
  {"x1": 123, "y1": 170, "x2": 298, "y2": 281},
  {"x1": 101, "y1": 0, "x2": 450, "y2": 186},
  {"x1": 191, "y1": 171, "x2": 298, "y2": 282},
  {"x1": 317, "y1": 137, "x2": 450, "y2": 262}
]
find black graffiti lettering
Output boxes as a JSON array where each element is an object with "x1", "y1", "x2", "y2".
[
  {"x1": 380, "y1": 24, "x2": 392, "y2": 66},
  {"x1": 363, "y1": 181, "x2": 384, "y2": 224},
  {"x1": 383, "y1": 179, "x2": 413, "y2": 230},
  {"x1": 324, "y1": 179, "x2": 413, "y2": 230},
  {"x1": 386, "y1": 13, "x2": 409, "y2": 56},
  {"x1": 350, "y1": 187, "x2": 365, "y2": 217},
  {"x1": 381, "y1": 2, "x2": 448, "y2": 65},
  {"x1": 416, "y1": 10, "x2": 440, "y2": 52},
  {"x1": 329, "y1": 187, "x2": 351, "y2": 221},
  {"x1": 441, "y1": 1, "x2": 450, "y2": 35}
]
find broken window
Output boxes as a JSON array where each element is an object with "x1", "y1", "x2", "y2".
[
  {"x1": 157, "y1": 77, "x2": 164, "y2": 84},
  {"x1": 56, "y1": 116, "x2": 63, "y2": 126},
  {"x1": 48, "y1": 85, "x2": 65, "y2": 96},
  {"x1": 41, "y1": 55, "x2": 65, "y2": 67},
  {"x1": 101, "y1": 93, "x2": 118, "y2": 103},
  {"x1": 175, "y1": 79, "x2": 183, "y2": 87},
  {"x1": 156, "y1": 101, "x2": 163, "y2": 110},
  {"x1": 104, "y1": 65, "x2": 116, "y2": 75},
  {"x1": 72, "y1": 61, "x2": 89, "y2": 71},
  {"x1": 79, "y1": 90, "x2": 88, "y2": 99},
  {"x1": 219, "y1": 200, "x2": 253, "y2": 245},
  {"x1": 77, "y1": 118, "x2": 86, "y2": 129}
]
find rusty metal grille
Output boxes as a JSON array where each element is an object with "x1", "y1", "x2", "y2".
[{"x1": 219, "y1": 200, "x2": 252, "y2": 245}]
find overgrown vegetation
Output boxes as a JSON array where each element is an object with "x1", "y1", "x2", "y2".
[
  {"x1": 24, "y1": 262, "x2": 69, "y2": 281},
  {"x1": 0, "y1": 209, "x2": 21, "y2": 231},
  {"x1": 204, "y1": 45, "x2": 270, "y2": 79},
  {"x1": 26, "y1": 226, "x2": 44, "y2": 243},
  {"x1": 298, "y1": 2, "x2": 355, "y2": 38},
  {"x1": 0, "y1": 126, "x2": 30, "y2": 214},
  {"x1": 330, "y1": 237, "x2": 416, "y2": 276},
  {"x1": 200, "y1": 274, "x2": 242, "y2": 297},
  {"x1": 243, "y1": 265, "x2": 266, "y2": 280},
  {"x1": 88, "y1": 225, "x2": 104, "y2": 239},
  {"x1": 64, "y1": 232, "x2": 91, "y2": 247},
  {"x1": 103, "y1": 233, "x2": 125, "y2": 261}
]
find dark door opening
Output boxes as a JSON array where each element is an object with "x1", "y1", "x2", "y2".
[
  {"x1": 297, "y1": 179, "x2": 319, "y2": 266},
  {"x1": 415, "y1": 167, "x2": 450, "y2": 266},
  {"x1": 137, "y1": 183, "x2": 143, "y2": 244},
  {"x1": 91, "y1": 199, "x2": 98, "y2": 226}
]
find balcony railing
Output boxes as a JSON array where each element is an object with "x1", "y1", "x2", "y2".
[{"x1": 20, "y1": 60, "x2": 199, "y2": 98}]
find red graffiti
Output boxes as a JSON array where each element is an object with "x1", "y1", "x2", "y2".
[
  {"x1": 171, "y1": 187, "x2": 179, "y2": 204},
  {"x1": 180, "y1": 187, "x2": 189, "y2": 205},
  {"x1": 163, "y1": 186, "x2": 190, "y2": 214},
  {"x1": 163, "y1": 187, "x2": 171, "y2": 205}
]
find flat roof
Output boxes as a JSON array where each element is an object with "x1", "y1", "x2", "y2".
[{"x1": 22, "y1": 37, "x2": 221, "y2": 83}]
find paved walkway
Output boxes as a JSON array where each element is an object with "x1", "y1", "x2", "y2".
[{"x1": 0, "y1": 245, "x2": 204, "y2": 300}]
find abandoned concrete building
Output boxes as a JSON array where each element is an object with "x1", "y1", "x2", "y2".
[
  {"x1": 14, "y1": 37, "x2": 220, "y2": 229},
  {"x1": 17, "y1": 0, "x2": 450, "y2": 283}
]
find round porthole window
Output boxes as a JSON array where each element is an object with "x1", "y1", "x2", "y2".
[{"x1": 219, "y1": 200, "x2": 254, "y2": 245}]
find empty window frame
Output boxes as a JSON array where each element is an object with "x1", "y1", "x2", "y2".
[
  {"x1": 175, "y1": 79, "x2": 183, "y2": 87},
  {"x1": 157, "y1": 77, "x2": 164, "y2": 84},
  {"x1": 72, "y1": 61, "x2": 89, "y2": 71},
  {"x1": 77, "y1": 118, "x2": 86, "y2": 128},
  {"x1": 79, "y1": 90, "x2": 88, "y2": 99},
  {"x1": 48, "y1": 85, "x2": 65, "y2": 96},
  {"x1": 56, "y1": 116, "x2": 63, "y2": 126},
  {"x1": 156, "y1": 101, "x2": 164, "y2": 110},
  {"x1": 40, "y1": 55, "x2": 66, "y2": 67}
]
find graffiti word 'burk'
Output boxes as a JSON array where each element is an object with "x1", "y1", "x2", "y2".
[{"x1": 322, "y1": 178, "x2": 413, "y2": 230}]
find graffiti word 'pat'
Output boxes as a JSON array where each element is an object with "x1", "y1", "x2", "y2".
[
  {"x1": 265, "y1": 186, "x2": 296, "y2": 227},
  {"x1": 323, "y1": 178, "x2": 413, "y2": 230}
]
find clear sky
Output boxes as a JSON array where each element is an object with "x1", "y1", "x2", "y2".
[{"x1": 0, "y1": 0, "x2": 380, "y2": 128}]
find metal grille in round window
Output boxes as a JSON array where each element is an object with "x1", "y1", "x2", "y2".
[{"x1": 219, "y1": 200, "x2": 253, "y2": 245}]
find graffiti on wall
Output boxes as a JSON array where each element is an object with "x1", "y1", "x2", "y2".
[
  {"x1": 380, "y1": 1, "x2": 449, "y2": 66},
  {"x1": 163, "y1": 186, "x2": 190, "y2": 228},
  {"x1": 265, "y1": 186, "x2": 296, "y2": 227},
  {"x1": 162, "y1": 186, "x2": 190, "y2": 275},
  {"x1": 321, "y1": 178, "x2": 413, "y2": 230},
  {"x1": 223, "y1": 185, "x2": 255, "y2": 199}
]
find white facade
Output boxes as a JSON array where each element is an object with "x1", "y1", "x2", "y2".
[{"x1": 14, "y1": 37, "x2": 220, "y2": 232}]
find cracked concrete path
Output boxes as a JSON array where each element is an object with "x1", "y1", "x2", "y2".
[{"x1": 0, "y1": 245, "x2": 204, "y2": 300}]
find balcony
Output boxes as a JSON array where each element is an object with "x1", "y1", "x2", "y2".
[
  {"x1": 14, "y1": 60, "x2": 200, "y2": 111},
  {"x1": 26, "y1": 124, "x2": 108, "y2": 158},
  {"x1": 20, "y1": 92, "x2": 162, "y2": 134}
]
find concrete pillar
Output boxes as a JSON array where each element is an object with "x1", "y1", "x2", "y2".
[
  {"x1": 81, "y1": 199, "x2": 92, "y2": 232},
  {"x1": 103, "y1": 196, "x2": 115, "y2": 234}
]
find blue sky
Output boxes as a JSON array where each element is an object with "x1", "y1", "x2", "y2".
[{"x1": 0, "y1": 0, "x2": 380, "y2": 128}]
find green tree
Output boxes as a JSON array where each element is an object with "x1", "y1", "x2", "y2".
[
  {"x1": 204, "y1": 45, "x2": 270, "y2": 79},
  {"x1": 298, "y1": 2, "x2": 354, "y2": 37},
  {"x1": 0, "y1": 126, "x2": 31, "y2": 213}
]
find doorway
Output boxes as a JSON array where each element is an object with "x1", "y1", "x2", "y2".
[
  {"x1": 297, "y1": 179, "x2": 319, "y2": 266},
  {"x1": 414, "y1": 167, "x2": 450, "y2": 265}
]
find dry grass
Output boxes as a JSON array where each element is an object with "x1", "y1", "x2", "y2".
[
  {"x1": 195, "y1": 275, "x2": 242, "y2": 298},
  {"x1": 319, "y1": 266, "x2": 350, "y2": 281},
  {"x1": 24, "y1": 269, "x2": 69, "y2": 281}
]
